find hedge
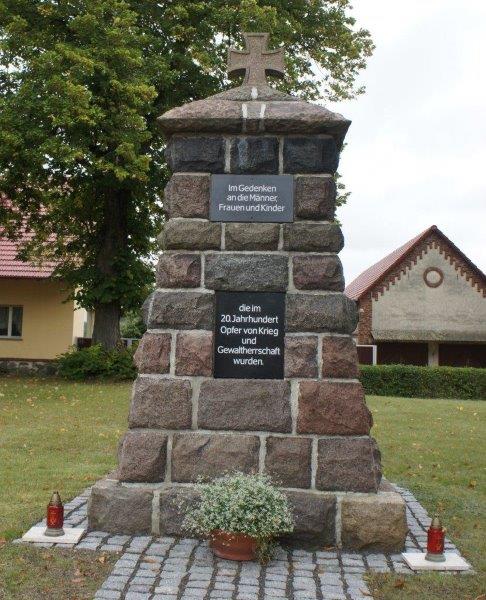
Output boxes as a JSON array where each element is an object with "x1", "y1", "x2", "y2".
[
  {"x1": 359, "y1": 364, "x2": 486, "y2": 400},
  {"x1": 57, "y1": 344, "x2": 137, "y2": 381}
]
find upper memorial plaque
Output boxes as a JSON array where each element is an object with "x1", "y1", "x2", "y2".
[{"x1": 210, "y1": 174, "x2": 293, "y2": 222}]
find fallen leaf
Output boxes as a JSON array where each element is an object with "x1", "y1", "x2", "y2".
[
  {"x1": 468, "y1": 480, "x2": 477, "y2": 489},
  {"x1": 393, "y1": 578, "x2": 405, "y2": 589},
  {"x1": 71, "y1": 577, "x2": 84, "y2": 584},
  {"x1": 474, "y1": 595, "x2": 486, "y2": 600},
  {"x1": 97, "y1": 555, "x2": 107, "y2": 564}
]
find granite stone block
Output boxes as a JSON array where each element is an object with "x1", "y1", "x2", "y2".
[
  {"x1": 171, "y1": 433, "x2": 260, "y2": 482},
  {"x1": 175, "y1": 331, "x2": 213, "y2": 376},
  {"x1": 129, "y1": 377, "x2": 192, "y2": 430},
  {"x1": 159, "y1": 220, "x2": 221, "y2": 250},
  {"x1": 292, "y1": 255, "x2": 344, "y2": 290},
  {"x1": 321, "y1": 336, "x2": 359, "y2": 378},
  {"x1": 316, "y1": 437, "x2": 382, "y2": 493},
  {"x1": 283, "y1": 136, "x2": 339, "y2": 173},
  {"x1": 88, "y1": 479, "x2": 153, "y2": 534},
  {"x1": 133, "y1": 333, "x2": 171, "y2": 374},
  {"x1": 283, "y1": 222, "x2": 343, "y2": 252},
  {"x1": 265, "y1": 437, "x2": 312, "y2": 488},
  {"x1": 294, "y1": 175, "x2": 336, "y2": 220},
  {"x1": 341, "y1": 491, "x2": 407, "y2": 551},
  {"x1": 297, "y1": 381, "x2": 372, "y2": 435},
  {"x1": 284, "y1": 336, "x2": 318, "y2": 378},
  {"x1": 156, "y1": 253, "x2": 201, "y2": 288},
  {"x1": 159, "y1": 487, "x2": 201, "y2": 537},
  {"x1": 149, "y1": 291, "x2": 214, "y2": 330},
  {"x1": 282, "y1": 491, "x2": 336, "y2": 546},
  {"x1": 198, "y1": 379, "x2": 291, "y2": 432},
  {"x1": 205, "y1": 253, "x2": 288, "y2": 292},
  {"x1": 225, "y1": 223, "x2": 280, "y2": 250},
  {"x1": 118, "y1": 430, "x2": 168, "y2": 482},
  {"x1": 166, "y1": 136, "x2": 225, "y2": 173},
  {"x1": 164, "y1": 173, "x2": 210, "y2": 219},
  {"x1": 230, "y1": 136, "x2": 279, "y2": 173},
  {"x1": 286, "y1": 293, "x2": 358, "y2": 334}
]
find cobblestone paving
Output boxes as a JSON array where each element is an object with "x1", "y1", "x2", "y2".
[{"x1": 16, "y1": 485, "x2": 472, "y2": 600}]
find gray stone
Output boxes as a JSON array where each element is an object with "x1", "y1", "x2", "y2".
[
  {"x1": 283, "y1": 222, "x2": 343, "y2": 252},
  {"x1": 281, "y1": 491, "x2": 336, "y2": 546},
  {"x1": 283, "y1": 136, "x2": 339, "y2": 173},
  {"x1": 297, "y1": 381, "x2": 372, "y2": 436},
  {"x1": 156, "y1": 253, "x2": 201, "y2": 288},
  {"x1": 265, "y1": 437, "x2": 312, "y2": 488},
  {"x1": 225, "y1": 223, "x2": 280, "y2": 250},
  {"x1": 159, "y1": 486, "x2": 201, "y2": 537},
  {"x1": 294, "y1": 175, "x2": 336, "y2": 220},
  {"x1": 118, "y1": 430, "x2": 168, "y2": 482},
  {"x1": 129, "y1": 377, "x2": 192, "y2": 430},
  {"x1": 166, "y1": 135, "x2": 225, "y2": 173},
  {"x1": 133, "y1": 333, "x2": 171, "y2": 374},
  {"x1": 198, "y1": 379, "x2": 291, "y2": 432},
  {"x1": 159, "y1": 219, "x2": 221, "y2": 250},
  {"x1": 205, "y1": 253, "x2": 288, "y2": 292},
  {"x1": 88, "y1": 479, "x2": 153, "y2": 534},
  {"x1": 230, "y1": 136, "x2": 279, "y2": 173},
  {"x1": 158, "y1": 91, "x2": 350, "y2": 145},
  {"x1": 149, "y1": 291, "x2": 214, "y2": 330},
  {"x1": 316, "y1": 437, "x2": 382, "y2": 493},
  {"x1": 286, "y1": 293, "x2": 358, "y2": 334},
  {"x1": 171, "y1": 433, "x2": 260, "y2": 482},
  {"x1": 292, "y1": 255, "x2": 344, "y2": 291},
  {"x1": 164, "y1": 173, "x2": 210, "y2": 219},
  {"x1": 341, "y1": 491, "x2": 408, "y2": 551},
  {"x1": 284, "y1": 336, "x2": 318, "y2": 378}
]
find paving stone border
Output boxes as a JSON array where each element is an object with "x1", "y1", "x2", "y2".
[{"x1": 15, "y1": 485, "x2": 472, "y2": 600}]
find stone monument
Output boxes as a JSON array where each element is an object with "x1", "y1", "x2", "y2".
[{"x1": 88, "y1": 32, "x2": 407, "y2": 551}]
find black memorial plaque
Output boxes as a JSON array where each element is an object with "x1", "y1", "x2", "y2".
[
  {"x1": 210, "y1": 175, "x2": 293, "y2": 222},
  {"x1": 214, "y1": 291, "x2": 285, "y2": 379}
]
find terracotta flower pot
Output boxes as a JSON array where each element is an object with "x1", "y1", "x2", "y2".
[{"x1": 210, "y1": 530, "x2": 258, "y2": 561}]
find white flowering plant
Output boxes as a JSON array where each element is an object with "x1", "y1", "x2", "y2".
[{"x1": 184, "y1": 472, "x2": 294, "y2": 563}]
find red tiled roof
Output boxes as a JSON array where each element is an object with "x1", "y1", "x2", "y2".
[
  {"x1": 0, "y1": 233, "x2": 56, "y2": 279},
  {"x1": 345, "y1": 225, "x2": 438, "y2": 300}
]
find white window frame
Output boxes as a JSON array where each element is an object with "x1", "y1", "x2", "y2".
[
  {"x1": 356, "y1": 344, "x2": 378, "y2": 365},
  {"x1": 0, "y1": 305, "x2": 23, "y2": 339}
]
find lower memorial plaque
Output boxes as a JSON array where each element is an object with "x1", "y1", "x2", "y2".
[{"x1": 214, "y1": 291, "x2": 285, "y2": 379}]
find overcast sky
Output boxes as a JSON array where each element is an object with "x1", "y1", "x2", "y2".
[{"x1": 328, "y1": 0, "x2": 486, "y2": 284}]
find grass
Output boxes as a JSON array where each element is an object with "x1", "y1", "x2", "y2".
[
  {"x1": 0, "y1": 378, "x2": 484, "y2": 599},
  {"x1": 0, "y1": 376, "x2": 130, "y2": 600},
  {"x1": 366, "y1": 395, "x2": 485, "y2": 600}
]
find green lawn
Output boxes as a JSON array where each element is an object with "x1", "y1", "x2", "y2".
[
  {"x1": 367, "y1": 395, "x2": 485, "y2": 600},
  {"x1": 0, "y1": 376, "x2": 130, "y2": 599},
  {"x1": 0, "y1": 377, "x2": 484, "y2": 600}
]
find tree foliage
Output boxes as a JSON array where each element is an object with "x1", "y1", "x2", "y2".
[{"x1": 0, "y1": 0, "x2": 373, "y2": 347}]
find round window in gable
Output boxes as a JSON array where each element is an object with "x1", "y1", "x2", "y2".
[{"x1": 423, "y1": 267, "x2": 444, "y2": 288}]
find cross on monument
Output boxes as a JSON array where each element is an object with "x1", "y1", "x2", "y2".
[{"x1": 228, "y1": 32, "x2": 285, "y2": 86}]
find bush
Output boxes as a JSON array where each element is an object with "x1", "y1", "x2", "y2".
[
  {"x1": 360, "y1": 364, "x2": 486, "y2": 400},
  {"x1": 184, "y1": 472, "x2": 294, "y2": 563},
  {"x1": 57, "y1": 344, "x2": 137, "y2": 381}
]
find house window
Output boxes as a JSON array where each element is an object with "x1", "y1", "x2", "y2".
[{"x1": 0, "y1": 306, "x2": 23, "y2": 338}]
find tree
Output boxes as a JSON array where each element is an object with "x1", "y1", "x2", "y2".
[{"x1": 0, "y1": 0, "x2": 373, "y2": 348}]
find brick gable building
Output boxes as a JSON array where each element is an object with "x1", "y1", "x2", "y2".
[{"x1": 345, "y1": 226, "x2": 486, "y2": 367}]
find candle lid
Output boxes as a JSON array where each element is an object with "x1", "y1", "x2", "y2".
[
  {"x1": 430, "y1": 514, "x2": 442, "y2": 528},
  {"x1": 49, "y1": 491, "x2": 63, "y2": 506}
]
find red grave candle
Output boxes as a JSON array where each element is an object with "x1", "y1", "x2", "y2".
[
  {"x1": 425, "y1": 514, "x2": 446, "y2": 562},
  {"x1": 45, "y1": 491, "x2": 64, "y2": 537}
]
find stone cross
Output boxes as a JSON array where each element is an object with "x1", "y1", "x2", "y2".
[{"x1": 228, "y1": 32, "x2": 285, "y2": 86}]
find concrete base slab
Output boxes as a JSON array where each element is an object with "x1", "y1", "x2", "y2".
[
  {"x1": 402, "y1": 552, "x2": 470, "y2": 571},
  {"x1": 22, "y1": 526, "x2": 86, "y2": 545}
]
